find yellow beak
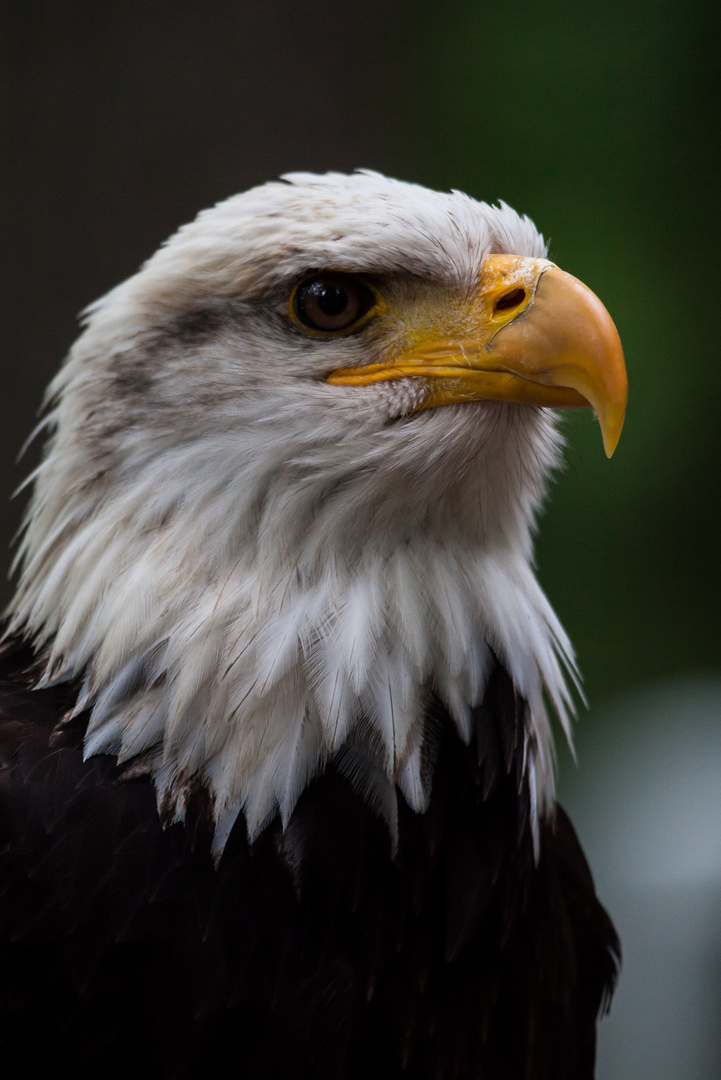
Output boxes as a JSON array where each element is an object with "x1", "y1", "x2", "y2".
[{"x1": 327, "y1": 255, "x2": 628, "y2": 457}]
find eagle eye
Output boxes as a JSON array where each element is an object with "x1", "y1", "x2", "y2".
[{"x1": 290, "y1": 274, "x2": 378, "y2": 335}]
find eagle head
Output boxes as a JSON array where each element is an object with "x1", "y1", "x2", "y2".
[{"x1": 9, "y1": 171, "x2": 626, "y2": 851}]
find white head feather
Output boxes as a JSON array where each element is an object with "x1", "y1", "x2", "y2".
[{"x1": 9, "y1": 171, "x2": 578, "y2": 852}]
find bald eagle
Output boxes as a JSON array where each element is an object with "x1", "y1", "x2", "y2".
[{"x1": 0, "y1": 172, "x2": 624, "y2": 1079}]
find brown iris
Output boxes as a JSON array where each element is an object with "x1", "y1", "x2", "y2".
[{"x1": 291, "y1": 274, "x2": 377, "y2": 335}]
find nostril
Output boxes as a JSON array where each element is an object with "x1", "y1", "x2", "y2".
[{"x1": 495, "y1": 288, "x2": 526, "y2": 312}]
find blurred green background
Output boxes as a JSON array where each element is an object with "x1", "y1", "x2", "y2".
[{"x1": 2, "y1": 2, "x2": 719, "y2": 1075}]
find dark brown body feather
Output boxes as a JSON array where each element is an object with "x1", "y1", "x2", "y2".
[{"x1": 0, "y1": 639, "x2": 618, "y2": 1079}]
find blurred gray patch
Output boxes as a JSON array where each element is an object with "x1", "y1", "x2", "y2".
[{"x1": 560, "y1": 680, "x2": 721, "y2": 1080}]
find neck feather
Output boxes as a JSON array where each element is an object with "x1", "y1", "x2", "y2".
[{"x1": 9, "y1": 402, "x2": 575, "y2": 853}]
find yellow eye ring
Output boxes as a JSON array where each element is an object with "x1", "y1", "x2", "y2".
[{"x1": 288, "y1": 272, "x2": 383, "y2": 337}]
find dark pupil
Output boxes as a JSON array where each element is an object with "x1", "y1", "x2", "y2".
[{"x1": 317, "y1": 284, "x2": 347, "y2": 316}]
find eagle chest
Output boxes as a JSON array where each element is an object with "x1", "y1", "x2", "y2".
[{"x1": 0, "y1": 650, "x2": 616, "y2": 1080}]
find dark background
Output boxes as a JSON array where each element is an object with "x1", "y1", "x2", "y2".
[{"x1": 3, "y1": 3, "x2": 720, "y2": 1075}]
